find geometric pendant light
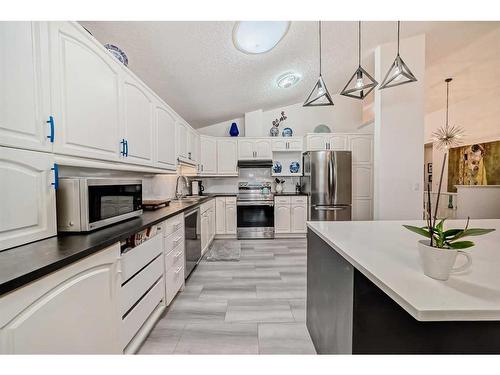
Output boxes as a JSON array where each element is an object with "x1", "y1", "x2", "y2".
[
  {"x1": 379, "y1": 21, "x2": 417, "y2": 90},
  {"x1": 303, "y1": 21, "x2": 334, "y2": 107},
  {"x1": 340, "y1": 21, "x2": 378, "y2": 99}
]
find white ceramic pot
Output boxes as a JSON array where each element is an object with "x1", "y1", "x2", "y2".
[
  {"x1": 275, "y1": 183, "x2": 283, "y2": 194},
  {"x1": 417, "y1": 240, "x2": 472, "y2": 281}
]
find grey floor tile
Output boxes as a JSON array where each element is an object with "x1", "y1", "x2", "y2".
[
  {"x1": 225, "y1": 299, "x2": 294, "y2": 323},
  {"x1": 137, "y1": 320, "x2": 184, "y2": 354},
  {"x1": 289, "y1": 299, "x2": 306, "y2": 322},
  {"x1": 256, "y1": 284, "x2": 306, "y2": 299},
  {"x1": 199, "y1": 284, "x2": 257, "y2": 300},
  {"x1": 174, "y1": 323, "x2": 258, "y2": 354},
  {"x1": 166, "y1": 299, "x2": 227, "y2": 322},
  {"x1": 258, "y1": 323, "x2": 316, "y2": 354}
]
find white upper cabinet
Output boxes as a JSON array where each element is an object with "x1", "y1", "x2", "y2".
[
  {"x1": 176, "y1": 122, "x2": 188, "y2": 160},
  {"x1": 0, "y1": 147, "x2": 56, "y2": 251},
  {"x1": 187, "y1": 128, "x2": 199, "y2": 163},
  {"x1": 154, "y1": 103, "x2": 176, "y2": 170},
  {"x1": 305, "y1": 134, "x2": 347, "y2": 151},
  {"x1": 348, "y1": 135, "x2": 373, "y2": 164},
  {"x1": 306, "y1": 134, "x2": 328, "y2": 151},
  {"x1": 121, "y1": 73, "x2": 154, "y2": 166},
  {"x1": 328, "y1": 135, "x2": 348, "y2": 150},
  {"x1": 217, "y1": 138, "x2": 238, "y2": 175},
  {"x1": 199, "y1": 136, "x2": 217, "y2": 175},
  {"x1": 272, "y1": 138, "x2": 303, "y2": 152},
  {"x1": 238, "y1": 138, "x2": 272, "y2": 160},
  {"x1": 0, "y1": 22, "x2": 52, "y2": 152},
  {"x1": 50, "y1": 22, "x2": 121, "y2": 161}
]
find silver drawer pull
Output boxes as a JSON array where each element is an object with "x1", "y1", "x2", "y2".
[
  {"x1": 175, "y1": 266, "x2": 182, "y2": 274},
  {"x1": 314, "y1": 206, "x2": 347, "y2": 211},
  {"x1": 174, "y1": 250, "x2": 183, "y2": 259}
]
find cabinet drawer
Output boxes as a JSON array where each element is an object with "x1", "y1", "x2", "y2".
[
  {"x1": 120, "y1": 254, "x2": 163, "y2": 316},
  {"x1": 163, "y1": 214, "x2": 184, "y2": 237},
  {"x1": 166, "y1": 265, "x2": 184, "y2": 305},
  {"x1": 275, "y1": 196, "x2": 291, "y2": 204},
  {"x1": 165, "y1": 242, "x2": 184, "y2": 271},
  {"x1": 121, "y1": 234, "x2": 162, "y2": 282},
  {"x1": 291, "y1": 196, "x2": 307, "y2": 204},
  {"x1": 164, "y1": 229, "x2": 184, "y2": 253},
  {"x1": 121, "y1": 277, "x2": 164, "y2": 348},
  {"x1": 225, "y1": 196, "x2": 237, "y2": 205}
]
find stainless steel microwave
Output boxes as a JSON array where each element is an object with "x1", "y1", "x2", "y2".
[{"x1": 56, "y1": 177, "x2": 143, "y2": 232}]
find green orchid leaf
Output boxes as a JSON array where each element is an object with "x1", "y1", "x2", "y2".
[
  {"x1": 448, "y1": 241, "x2": 475, "y2": 249},
  {"x1": 436, "y1": 219, "x2": 445, "y2": 233},
  {"x1": 461, "y1": 228, "x2": 496, "y2": 237},
  {"x1": 403, "y1": 225, "x2": 431, "y2": 238},
  {"x1": 443, "y1": 229, "x2": 463, "y2": 238}
]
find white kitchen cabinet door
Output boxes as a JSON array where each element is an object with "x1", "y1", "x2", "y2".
[
  {"x1": 215, "y1": 197, "x2": 226, "y2": 235},
  {"x1": 0, "y1": 22, "x2": 52, "y2": 152},
  {"x1": 50, "y1": 22, "x2": 121, "y2": 161},
  {"x1": 274, "y1": 204, "x2": 291, "y2": 233},
  {"x1": 200, "y1": 136, "x2": 217, "y2": 174},
  {"x1": 155, "y1": 104, "x2": 177, "y2": 170},
  {"x1": 272, "y1": 139, "x2": 288, "y2": 151},
  {"x1": 352, "y1": 199, "x2": 373, "y2": 221},
  {"x1": 0, "y1": 147, "x2": 56, "y2": 251},
  {"x1": 210, "y1": 208, "x2": 216, "y2": 242},
  {"x1": 327, "y1": 135, "x2": 348, "y2": 150},
  {"x1": 0, "y1": 243, "x2": 121, "y2": 354},
  {"x1": 307, "y1": 135, "x2": 327, "y2": 151},
  {"x1": 287, "y1": 138, "x2": 304, "y2": 151},
  {"x1": 225, "y1": 203, "x2": 237, "y2": 235},
  {"x1": 349, "y1": 135, "x2": 373, "y2": 164},
  {"x1": 238, "y1": 139, "x2": 254, "y2": 160},
  {"x1": 200, "y1": 212, "x2": 209, "y2": 253},
  {"x1": 186, "y1": 128, "x2": 196, "y2": 161},
  {"x1": 254, "y1": 139, "x2": 272, "y2": 159},
  {"x1": 176, "y1": 122, "x2": 188, "y2": 159},
  {"x1": 122, "y1": 75, "x2": 154, "y2": 166},
  {"x1": 217, "y1": 139, "x2": 238, "y2": 175},
  {"x1": 291, "y1": 204, "x2": 307, "y2": 233},
  {"x1": 352, "y1": 165, "x2": 373, "y2": 199}
]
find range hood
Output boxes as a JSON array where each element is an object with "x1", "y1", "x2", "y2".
[{"x1": 237, "y1": 159, "x2": 273, "y2": 168}]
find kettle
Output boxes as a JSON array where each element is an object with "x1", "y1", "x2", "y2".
[{"x1": 191, "y1": 180, "x2": 204, "y2": 196}]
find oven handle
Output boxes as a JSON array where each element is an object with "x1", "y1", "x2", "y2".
[{"x1": 236, "y1": 201, "x2": 274, "y2": 207}]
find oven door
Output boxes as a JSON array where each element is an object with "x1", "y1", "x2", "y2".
[
  {"x1": 84, "y1": 179, "x2": 143, "y2": 230},
  {"x1": 237, "y1": 202, "x2": 274, "y2": 239}
]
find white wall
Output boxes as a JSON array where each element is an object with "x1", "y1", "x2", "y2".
[
  {"x1": 197, "y1": 94, "x2": 363, "y2": 137},
  {"x1": 373, "y1": 34, "x2": 426, "y2": 220},
  {"x1": 198, "y1": 117, "x2": 245, "y2": 137}
]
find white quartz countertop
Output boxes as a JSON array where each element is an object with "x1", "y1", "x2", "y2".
[{"x1": 307, "y1": 219, "x2": 500, "y2": 321}]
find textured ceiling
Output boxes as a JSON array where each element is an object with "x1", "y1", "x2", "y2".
[{"x1": 80, "y1": 21, "x2": 499, "y2": 128}]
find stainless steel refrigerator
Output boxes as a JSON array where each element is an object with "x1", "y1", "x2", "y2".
[{"x1": 301, "y1": 151, "x2": 352, "y2": 221}]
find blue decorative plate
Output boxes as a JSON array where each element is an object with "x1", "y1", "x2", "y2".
[
  {"x1": 273, "y1": 161, "x2": 282, "y2": 174},
  {"x1": 270, "y1": 127, "x2": 279, "y2": 137},
  {"x1": 282, "y1": 127, "x2": 293, "y2": 137},
  {"x1": 104, "y1": 44, "x2": 128, "y2": 66},
  {"x1": 290, "y1": 161, "x2": 300, "y2": 173}
]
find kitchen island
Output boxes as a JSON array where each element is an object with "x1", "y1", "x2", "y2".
[{"x1": 306, "y1": 220, "x2": 500, "y2": 354}]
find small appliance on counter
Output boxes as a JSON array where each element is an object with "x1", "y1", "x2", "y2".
[
  {"x1": 237, "y1": 182, "x2": 274, "y2": 239},
  {"x1": 191, "y1": 179, "x2": 204, "y2": 196},
  {"x1": 142, "y1": 199, "x2": 171, "y2": 210},
  {"x1": 56, "y1": 177, "x2": 143, "y2": 232}
]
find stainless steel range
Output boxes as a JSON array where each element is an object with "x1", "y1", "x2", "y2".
[{"x1": 236, "y1": 182, "x2": 274, "y2": 239}]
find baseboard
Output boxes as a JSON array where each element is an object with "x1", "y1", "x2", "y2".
[{"x1": 123, "y1": 301, "x2": 166, "y2": 354}]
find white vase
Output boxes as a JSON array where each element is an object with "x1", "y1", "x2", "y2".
[
  {"x1": 417, "y1": 240, "x2": 472, "y2": 281},
  {"x1": 276, "y1": 183, "x2": 283, "y2": 194}
]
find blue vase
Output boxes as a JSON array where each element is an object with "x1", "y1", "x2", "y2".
[{"x1": 229, "y1": 122, "x2": 239, "y2": 137}]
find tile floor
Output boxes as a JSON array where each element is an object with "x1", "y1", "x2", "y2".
[{"x1": 138, "y1": 238, "x2": 316, "y2": 354}]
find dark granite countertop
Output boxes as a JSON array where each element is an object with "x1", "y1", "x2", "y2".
[
  {"x1": 0, "y1": 195, "x2": 221, "y2": 297},
  {"x1": 205, "y1": 193, "x2": 238, "y2": 197}
]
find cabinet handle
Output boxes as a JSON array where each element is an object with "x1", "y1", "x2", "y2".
[
  {"x1": 51, "y1": 163, "x2": 59, "y2": 190},
  {"x1": 120, "y1": 139, "x2": 126, "y2": 156},
  {"x1": 188, "y1": 152, "x2": 192, "y2": 160},
  {"x1": 46, "y1": 116, "x2": 55, "y2": 143},
  {"x1": 125, "y1": 139, "x2": 129, "y2": 157}
]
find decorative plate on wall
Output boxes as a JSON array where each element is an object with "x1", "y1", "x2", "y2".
[
  {"x1": 313, "y1": 124, "x2": 331, "y2": 133},
  {"x1": 104, "y1": 44, "x2": 128, "y2": 66},
  {"x1": 282, "y1": 127, "x2": 293, "y2": 137},
  {"x1": 273, "y1": 161, "x2": 282, "y2": 174},
  {"x1": 290, "y1": 161, "x2": 300, "y2": 173}
]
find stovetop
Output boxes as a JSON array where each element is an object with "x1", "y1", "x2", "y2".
[{"x1": 237, "y1": 181, "x2": 273, "y2": 202}]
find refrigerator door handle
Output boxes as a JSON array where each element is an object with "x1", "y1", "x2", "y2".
[{"x1": 314, "y1": 206, "x2": 348, "y2": 211}]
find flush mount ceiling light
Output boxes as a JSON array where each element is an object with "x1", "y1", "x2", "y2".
[
  {"x1": 233, "y1": 21, "x2": 290, "y2": 54},
  {"x1": 340, "y1": 21, "x2": 378, "y2": 100},
  {"x1": 379, "y1": 21, "x2": 417, "y2": 90},
  {"x1": 303, "y1": 21, "x2": 334, "y2": 107},
  {"x1": 432, "y1": 78, "x2": 464, "y2": 150},
  {"x1": 276, "y1": 72, "x2": 302, "y2": 88}
]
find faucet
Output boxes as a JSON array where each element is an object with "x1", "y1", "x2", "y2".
[{"x1": 175, "y1": 175, "x2": 189, "y2": 200}]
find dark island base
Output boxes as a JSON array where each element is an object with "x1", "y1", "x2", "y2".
[{"x1": 306, "y1": 230, "x2": 500, "y2": 354}]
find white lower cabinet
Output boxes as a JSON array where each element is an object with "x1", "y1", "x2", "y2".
[
  {"x1": 352, "y1": 199, "x2": 373, "y2": 221},
  {"x1": 0, "y1": 243, "x2": 121, "y2": 354},
  {"x1": 162, "y1": 213, "x2": 185, "y2": 306},
  {"x1": 200, "y1": 199, "x2": 216, "y2": 254},
  {"x1": 0, "y1": 147, "x2": 57, "y2": 251},
  {"x1": 215, "y1": 197, "x2": 237, "y2": 236},
  {"x1": 274, "y1": 196, "x2": 307, "y2": 236}
]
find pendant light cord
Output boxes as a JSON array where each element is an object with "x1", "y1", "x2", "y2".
[
  {"x1": 446, "y1": 79, "x2": 450, "y2": 128},
  {"x1": 397, "y1": 21, "x2": 400, "y2": 55},
  {"x1": 319, "y1": 21, "x2": 322, "y2": 75},
  {"x1": 358, "y1": 21, "x2": 361, "y2": 66}
]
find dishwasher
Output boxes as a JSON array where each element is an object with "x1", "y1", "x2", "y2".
[{"x1": 184, "y1": 207, "x2": 201, "y2": 279}]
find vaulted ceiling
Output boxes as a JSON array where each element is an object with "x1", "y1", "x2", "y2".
[{"x1": 80, "y1": 21, "x2": 499, "y2": 128}]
